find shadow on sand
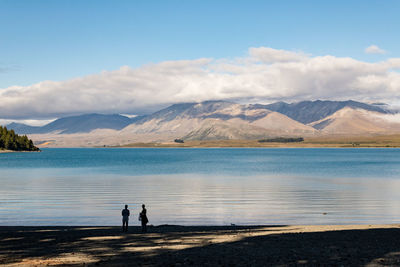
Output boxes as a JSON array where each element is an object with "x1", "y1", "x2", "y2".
[{"x1": 1, "y1": 225, "x2": 400, "y2": 266}]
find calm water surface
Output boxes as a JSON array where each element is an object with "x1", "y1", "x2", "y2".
[{"x1": 1, "y1": 148, "x2": 400, "y2": 225}]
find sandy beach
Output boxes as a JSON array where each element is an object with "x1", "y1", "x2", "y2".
[{"x1": 1, "y1": 224, "x2": 400, "y2": 266}]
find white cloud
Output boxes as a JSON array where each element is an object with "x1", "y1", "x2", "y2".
[
  {"x1": 0, "y1": 47, "x2": 400, "y2": 119},
  {"x1": 120, "y1": 114, "x2": 138, "y2": 119},
  {"x1": 249, "y1": 47, "x2": 308, "y2": 63},
  {"x1": 365, "y1": 45, "x2": 386, "y2": 54}
]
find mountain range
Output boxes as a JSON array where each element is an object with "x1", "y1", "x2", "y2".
[
  {"x1": 8, "y1": 114, "x2": 139, "y2": 134},
  {"x1": 5, "y1": 100, "x2": 400, "y2": 147}
]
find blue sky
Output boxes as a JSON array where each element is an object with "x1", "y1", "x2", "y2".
[
  {"x1": 0, "y1": 0, "x2": 400, "y2": 120},
  {"x1": 1, "y1": 0, "x2": 398, "y2": 88}
]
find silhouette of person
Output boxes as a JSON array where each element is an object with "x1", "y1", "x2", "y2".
[
  {"x1": 122, "y1": 204, "x2": 130, "y2": 232},
  {"x1": 139, "y1": 204, "x2": 148, "y2": 233}
]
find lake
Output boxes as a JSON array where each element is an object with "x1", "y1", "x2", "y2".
[{"x1": 1, "y1": 148, "x2": 400, "y2": 226}]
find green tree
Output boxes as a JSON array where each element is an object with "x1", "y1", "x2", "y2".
[{"x1": 0, "y1": 125, "x2": 39, "y2": 151}]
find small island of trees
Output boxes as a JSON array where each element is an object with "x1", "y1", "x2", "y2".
[{"x1": 0, "y1": 126, "x2": 40, "y2": 151}]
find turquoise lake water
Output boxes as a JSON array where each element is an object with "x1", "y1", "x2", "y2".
[{"x1": 1, "y1": 148, "x2": 400, "y2": 226}]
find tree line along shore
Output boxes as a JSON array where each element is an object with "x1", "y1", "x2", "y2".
[{"x1": 0, "y1": 126, "x2": 39, "y2": 152}]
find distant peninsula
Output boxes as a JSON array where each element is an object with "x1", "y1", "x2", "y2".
[{"x1": 0, "y1": 126, "x2": 39, "y2": 152}]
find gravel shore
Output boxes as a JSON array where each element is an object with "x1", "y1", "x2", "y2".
[{"x1": 1, "y1": 224, "x2": 400, "y2": 266}]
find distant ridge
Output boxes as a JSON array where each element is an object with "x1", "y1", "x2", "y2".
[
  {"x1": 309, "y1": 107, "x2": 400, "y2": 134},
  {"x1": 261, "y1": 100, "x2": 389, "y2": 124},
  {"x1": 121, "y1": 100, "x2": 316, "y2": 140},
  {"x1": 5, "y1": 100, "x2": 399, "y2": 146},
  {"x1": 9, "y1": 114, "x2": 138, "y2": 134},
  {"x1": 134, "y1": 100, "x2": 242, "y2": 123}
]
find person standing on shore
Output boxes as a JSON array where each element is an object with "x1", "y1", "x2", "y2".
[
  {"x1": 122, "y1": 204, "x2": 130, "y2": 232},
  {"x1": 139, "y1": 204, "x2": 148, "y2": 233}
]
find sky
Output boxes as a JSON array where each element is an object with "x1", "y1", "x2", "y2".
[{"x1": 1, "y1": 0, "x2": 400, "y2": 121}]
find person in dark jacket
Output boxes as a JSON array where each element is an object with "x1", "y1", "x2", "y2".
[
  {"x1": 122, "y1": 204, "x2": 130, "y2": 232},
  {"x1": 139, "y1": 204, "x2": 148, "y2": 233}
]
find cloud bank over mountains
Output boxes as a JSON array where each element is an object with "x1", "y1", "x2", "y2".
[{"x1": 1, "y1": 47, "x2": 400, "y2": 119}]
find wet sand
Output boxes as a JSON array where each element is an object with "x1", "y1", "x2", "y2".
[{"x1": 1, "y1": 224, "x2": 400, "y2": 266}]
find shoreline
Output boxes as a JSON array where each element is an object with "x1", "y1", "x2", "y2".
[
  {"x1": 36, "y1": 145, "x2": 400, "y2": 149},
  {"x1": 34, "y1": 135, "x2": 400, "y2": 148},
  {"x1": 0, "y1": 150, "x2": 40, "y2": 153},
  {"x1": 0, "y1": 150, "x2": 14, "y2": 153},
  {"x1": 109, "y1": 135, "x2": 400, "y2": 148},
  {"x1": 2, "y1": 224, "x2": 400, "y2": 266},
  {"x1": 116, "y1": 144, "x2": 400, "y2": 148}
]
